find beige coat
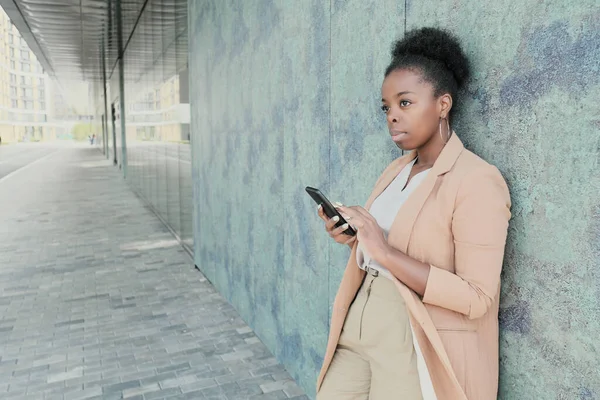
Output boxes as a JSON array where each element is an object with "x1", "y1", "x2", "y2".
[{"x1": 317, "y1": 133, "x2": 511, "y2": 400}]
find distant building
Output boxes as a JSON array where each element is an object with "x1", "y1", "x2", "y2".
[{"x1": 0, "y1": 7, "x2": 87, "y2": 143}]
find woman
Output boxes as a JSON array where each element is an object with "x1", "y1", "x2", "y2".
[{"x1": 315, "y1": 27, "x2": 511, "y2": 400}]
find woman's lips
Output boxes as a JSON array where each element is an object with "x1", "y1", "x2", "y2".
[{"x1": 390, "y1": 131, "x2": 407, "y2": 142}]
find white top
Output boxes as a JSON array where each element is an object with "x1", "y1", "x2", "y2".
[
  {"x1": 356, "y1": 158, "x2": 430, "y2": 278},
  {"x1": 356, "y1": 157, "x2": 438, "y2": 400}
]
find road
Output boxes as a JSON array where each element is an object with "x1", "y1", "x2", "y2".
[{"x1": 0, "y1": 142, "x2": 74, "y2": 182}]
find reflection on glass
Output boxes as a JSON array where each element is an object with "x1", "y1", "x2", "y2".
[
  {"x1": 88, "y1": 0, "x2": 191, "y2": 251},
  {"x1": 120, "y1": 0, "x2": 192, "y2": 251}
]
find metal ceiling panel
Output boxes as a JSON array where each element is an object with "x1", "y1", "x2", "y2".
[{"x1": 0, "y1": 0, "x2": 187, "y2": 85}]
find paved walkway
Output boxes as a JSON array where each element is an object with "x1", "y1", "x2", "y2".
[{"x1": 0, "y1": 145, "x2": 307, "y2": 400}]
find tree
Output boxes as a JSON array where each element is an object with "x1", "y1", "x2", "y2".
[{"x1": 71, "y1": 123, "x2": 91, "y2": 141}]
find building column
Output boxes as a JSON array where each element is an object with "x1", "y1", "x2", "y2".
[
  {"x1": 116, "y1": 0, "x2": 127, "y2": 178},
  {"x1": 101, "y1": 37, "x2": 109, "y2": 158}
]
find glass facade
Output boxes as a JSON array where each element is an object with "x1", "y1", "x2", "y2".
[{"x1": 92, "y1": 0, "x2": 191, "y2": 251}]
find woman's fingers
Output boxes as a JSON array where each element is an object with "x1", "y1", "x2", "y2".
[
  {"x1": 330, "y1": 222, "x2": 350, "y2": 236},
  {"x1": 343, "y1": 235, "x2": 357, "y2": 245},
  {"x1": 317, "y1": 204, "x2": 325, "y2": 219},
  {"x1": 337, "y1": 206, "x2": 371, "y2": 227},
  {"x1": 325, "y1": 215, "x2": 341, "y2": 231},
  {"x1": 336, "y1": 205, "x2": 357, "y2": 219},
  {"x1": 317, "y1": 203, "x2": 358, "y2": 243},
  {"x1": 349, "y1": 206, "x2": 374, "y2": 221}
]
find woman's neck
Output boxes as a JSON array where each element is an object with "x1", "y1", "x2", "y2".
[
  {"x1": 415, "y1": 137, "x2": 445, "y2": 168},
  {"x1": 415, "y1": 123, "x2": 452, "y2": 168}
]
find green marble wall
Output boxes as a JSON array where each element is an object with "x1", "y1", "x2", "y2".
[{"x1": 189, "y1": 1, "x2": 600, "y2": 398}]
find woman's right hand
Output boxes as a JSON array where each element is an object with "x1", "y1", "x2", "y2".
[{"x1": 317, "y1": 204, "x2": 357, "y2": 247}]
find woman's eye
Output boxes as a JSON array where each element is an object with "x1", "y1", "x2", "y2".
[
  {"x1": 380, "y1": 105, "x2": 390, "y2": 113},
  {"x1": 400, "y1": 100, "x2": 411, "y2": 107}
]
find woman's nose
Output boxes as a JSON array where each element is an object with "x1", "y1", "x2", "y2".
[{"x1": 387, "y1": 112, "x2": 399, "y2": 124}]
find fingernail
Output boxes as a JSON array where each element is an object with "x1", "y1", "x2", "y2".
[
  {"x1": 332, "y1": 216, "x2": 340, "y2": 222},
  {"x1": 334, "y1": 202, "x2": 343, "y2": 207},
  {"x1": 317, "y1": 204, "x2": 322, "y2": 210},
  {"x1": 341, "y1": 223, "x2": 349, "y2": 229}
]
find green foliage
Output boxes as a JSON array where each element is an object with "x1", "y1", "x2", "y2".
[{"x1": 71, "y1": 123, "x2": 92, "y2": 141}]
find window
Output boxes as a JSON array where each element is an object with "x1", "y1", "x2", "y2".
[
  {"x1": 8, "y1": 34, "x2": 13, "y2": 44},
  {"x1": 10, "y1": 47, "x2": 14, "y2": 57},
  {"x1": 38, "y1": 89, "x2": 45, "y2": 99},
  {"x1": 25, "y1": 88, "x2": 32, "y2": 97},
  {"x1": 21, "y1": 63, "x2": 30, "y2": 72},
  {"x1": 10, "y1": 74, "x2": 16, "y2": 83},
  {"x1": 20, "y1": 75, "x2": 25, "y2": 84},
  {"x1": 11, "y1": 99, "x2": 17, "y2": 108},
  {"x1": 20, "y1": 50, "x2": 29, "y2": 60},
  {"x1": 38, "y1": 77, "x2": 44, "y2": 86},
  {"x1": 39, "y1": 101, "x2": 46, "y2": 110},
  {"x1": 10, "y1": 60, "x2": 15, "y2": 69},
  {"x1": 10, "y1": 86, "x2": 16, "y2": 96},
  {"x1": 25, "y1": 100, "x2": 32, "y2": 109}
]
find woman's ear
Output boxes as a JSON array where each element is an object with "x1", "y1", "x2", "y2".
[{"x1": 439, "y1": 93, "x2": 453, "y2": 119}]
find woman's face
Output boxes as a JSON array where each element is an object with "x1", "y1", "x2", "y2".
[{"x1": 380, "y1": 68, "x2": 450, "y2": 151}]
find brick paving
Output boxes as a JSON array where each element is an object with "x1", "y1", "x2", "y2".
[{"x1": 0, "y1": 145, "x2": 307, "y2": 400}]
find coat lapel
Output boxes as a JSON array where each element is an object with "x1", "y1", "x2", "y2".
[
  {"x1": 387, "y1": 133, "x2": 464, "y2": 252},
  {"x1": 365, "y1": 152, "x2": 417, "y2": 211}
]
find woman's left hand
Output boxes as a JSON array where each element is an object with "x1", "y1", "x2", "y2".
[{"x1": 336, "y1": 205, "x2": 390, "y2": 262}]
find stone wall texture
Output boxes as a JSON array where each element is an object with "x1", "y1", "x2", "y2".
[{"x1": 189, "y1": 1, "x2": 600, "y2": 398}]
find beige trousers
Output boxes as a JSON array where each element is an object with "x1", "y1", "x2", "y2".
[{"x1": 317, "y1": 273, "x2": 423, "y2": 400}]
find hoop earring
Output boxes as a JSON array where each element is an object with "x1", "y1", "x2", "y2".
[{"x1": 439, "y1": 117, "x2": 450, "y2": 143}]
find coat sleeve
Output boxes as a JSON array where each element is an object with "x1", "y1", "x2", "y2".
[{"x1": 422, "y1": 164, "x2": 511, "y2": 319}]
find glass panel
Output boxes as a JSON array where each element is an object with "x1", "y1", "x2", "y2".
[
  {"x1": 117, "y1": 0, "x2": 189, "y2": 250},
  {"x1": 176, "y1": 1, "x2": 192, "y2": 250},
  {"x1": 164, "y1": 0, "x2": 181, "y2": 237},
  {"x1": 152, "y1": 1, "x2": 168, "y2": 221}
]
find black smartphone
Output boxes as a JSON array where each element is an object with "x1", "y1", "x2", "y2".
[{"x1": 305, "y1": 186, "x2": 357, "y2": 236}]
